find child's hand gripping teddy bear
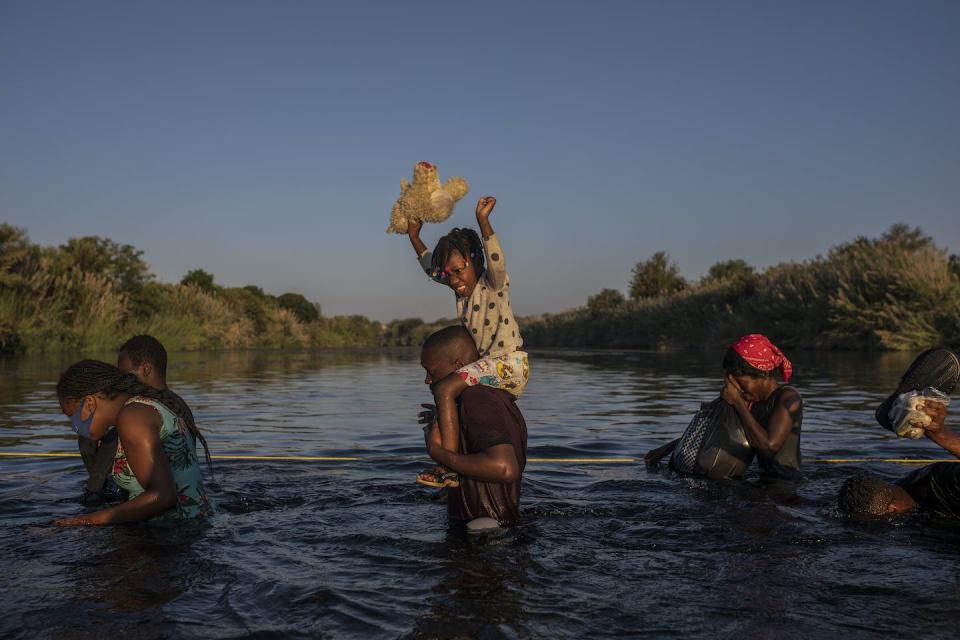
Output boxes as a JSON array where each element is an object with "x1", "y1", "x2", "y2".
[{"x1": 386, "y1": 161, "x2": 469, "y2": 234}]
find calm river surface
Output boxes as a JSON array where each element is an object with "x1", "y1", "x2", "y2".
[{"x1": 2, "y1": 348, "x2": 959, "y2": 639}]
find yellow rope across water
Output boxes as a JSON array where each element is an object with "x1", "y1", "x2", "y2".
[
  {"x1": 811, "y1": 458, "x2": 960, "y2": 464},
  {"x1": 0, "y1": 452, "x2": 635, "y2": 463},
  {"x1": 0, "y1": 452, "x2": 362, "y2": 461},
  {"x1": 1, "y1": 452, "x2": 957, "y2": 464}
]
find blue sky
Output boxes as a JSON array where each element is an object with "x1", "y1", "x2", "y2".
[{"x1": 2, "y1": 1, "x2": 958, "y2": 321}]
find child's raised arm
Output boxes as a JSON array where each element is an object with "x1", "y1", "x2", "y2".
[
  {"x1": 406, "y1": 218, "x2": 434, "y2": 277},
  {"x1": 407, "y1": 217, "x2": 428, "y2": 256},
  {"x1": 475, "y1": 196, "x2": 508, "y2": 290}
]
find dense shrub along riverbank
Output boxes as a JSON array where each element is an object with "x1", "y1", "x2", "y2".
[
  {"x1": 0, "y1": 224, "x2": 450, "y2": 355},
  {"x1": 520, "y1": 225, "x2": 960, "y2": 351},
  {"x1": 3, "y1": 224, "x2": 956, "y2": 354}
]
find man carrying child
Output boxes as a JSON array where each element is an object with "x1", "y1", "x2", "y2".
[{"x1": 418, "y1": 326, "x2": 528, "y2": 530}]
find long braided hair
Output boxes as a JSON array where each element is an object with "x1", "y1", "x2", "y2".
[
  {"x1": 430, "y1": 228, "x2": 485, "y2": 280},
  {"x1": 57, "y1": 359, "x2": 212, "y2": 469}
]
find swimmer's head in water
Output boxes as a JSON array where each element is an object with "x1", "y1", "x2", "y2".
[
  {"x1": 430, "y1": 228, "x2": 484, "y2": 298},
  {"x1": 420, "y1": 326, "x2": 480, "y2": 385},
  {"x1": 838, "y1": 473, "x2": 917, "y2": 517},
  {"x1": 118, "y1": 334, "x2": 168, "y2": 386}
]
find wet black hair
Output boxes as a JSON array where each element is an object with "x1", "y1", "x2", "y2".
[
  {"x1": 421, "y1": 325, "x2": 478, "y2": 363},
  {"x1": 722, "y1": 348, "x2": 773, "y2": 379},
  {"x1": 838, "y1": 473, "x2": 893, "y2": 516},
  {"x1": 118, "y1": 334, "x2": 168, "y2": 378},
  {"x1": 57, "y1": 359, "x2": 211, "y2": 469},
  {"x1": 430, "y1": 228, "x2": 485, "y2": 279}
]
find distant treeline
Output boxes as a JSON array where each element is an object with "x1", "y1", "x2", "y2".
[
  {"x1": 4, "y1": 224, "x2": 957, "y2": 355},
  {"x1": 520, "y1": 225, "x2": 960, "y2": 351},
  {"x1": 0, "y1": 224, "x2": 450, "y2": 355}
]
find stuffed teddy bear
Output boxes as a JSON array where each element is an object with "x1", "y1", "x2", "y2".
[{"x1": 386, "y1": 161, "x2": 469, "y2": 234}]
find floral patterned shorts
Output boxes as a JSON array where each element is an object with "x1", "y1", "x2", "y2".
[{"x1": 457, "y1": 351, "x2": 530, "y2": 398}]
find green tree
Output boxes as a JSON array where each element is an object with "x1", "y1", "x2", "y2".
[
  {"x1": 629, "y1": 251, "x2": 686, "y2": 301},
  {"x1": 949, "y1": 254, "x2": 960, "y2": 282},
  {"x1": 221, "y1": 287, "x2": 269, "y2": 334},
  {"x1": 243, "y1": 284, "x2": 268, "y2": 298},
  {"x1": 823, "y1": 225, "x2": 956, "y2": 350},
  {"x1": 880, "y1": 223, "x2": 935, "y2": 251},
  {"x1": 703, "y1": 259, "x2": 754, "y2": 284},
  {"x1": 181, "y1": 269, "x2": 217, "y2": 292},
  {"x1": 54, "y1": 236, "x2": 152, "y2": 294},
  {"x1": 0, "y1": 224, "x2": 36, "y2": 287},
  {"x1": 277, "y1": 292, "x2": 320, "y2": 323},
  {"x1": 833, "y1": 224, "x2": 936, "y2": 260},
  {"x1": 586, "y1": 288, "x2": 626, "y2": 315},
  {"x1": 383, "y1": 318, "x2": 425, "y2": 346},
  {"x1": 325, "y1": 315, "x2": 382, "y2": 346}
]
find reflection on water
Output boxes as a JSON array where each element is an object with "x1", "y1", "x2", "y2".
[{"x1": 3, "y1": 348, "x2": 960, "y2": 639}]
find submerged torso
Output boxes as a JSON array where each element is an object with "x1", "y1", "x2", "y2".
[
  {"x1": 448, "y1": 386, "x2": 528, "y2": 526},
  {"x1": 897, "y1": 462, "x2": 960, "y2": 519}
]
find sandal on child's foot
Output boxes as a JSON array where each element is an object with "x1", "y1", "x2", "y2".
[{"x1": 415, "y1": 468, "x2": 460, "y2": 488}]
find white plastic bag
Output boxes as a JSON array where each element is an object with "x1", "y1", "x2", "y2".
[{"x1": 888, "y1": 387, "x2": 950, "y2": 439}]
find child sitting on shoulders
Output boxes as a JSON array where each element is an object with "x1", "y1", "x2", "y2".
[{"x1": 405, "y1": 196, "x2": 530, "y2": 487}]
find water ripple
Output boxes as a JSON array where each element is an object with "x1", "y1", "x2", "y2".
[{"x1": 3, "y1": 348, "x2": 960, "y2": 638}]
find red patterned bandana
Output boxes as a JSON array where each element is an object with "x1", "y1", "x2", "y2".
[{"x1": 731, "y1": 334, "x2": 793, "y2": 383}]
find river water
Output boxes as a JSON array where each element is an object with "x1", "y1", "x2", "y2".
[{"x1": 2, "y1": 348, "x2": 959, "y2": 639}]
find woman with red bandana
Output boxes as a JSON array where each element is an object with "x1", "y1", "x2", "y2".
[{"x1": 720, "y1": 334, "x2": 803, "y2": 482}]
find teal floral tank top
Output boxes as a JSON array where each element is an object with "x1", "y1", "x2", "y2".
[{"x1": 112, "y1": 396, "x2": 213, "y2": 525}]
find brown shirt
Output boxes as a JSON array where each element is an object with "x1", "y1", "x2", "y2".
[{"x1": 447, "y1": 385, "x2": 528, "y2": 526}]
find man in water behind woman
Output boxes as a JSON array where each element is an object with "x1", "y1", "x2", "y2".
[
  {"x1": 59, "y1": 334, "x2": 212, "y2": 525},
  {"x1": 78, "y1": 335, "x2": 205, "y2": 503}
]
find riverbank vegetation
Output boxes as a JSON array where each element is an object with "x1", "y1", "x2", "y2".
[
  {"x1": 3, "y1": 224, "x2": 956, "y2": 355},
  {"x1": 521, "y1": 225, "x2": 960, "y2": 351},
  {"x1": 0, "y1": 224, "x2": 449, "y2": 355}
]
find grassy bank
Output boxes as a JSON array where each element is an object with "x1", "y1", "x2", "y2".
[
  {"x1": 0, "y1": 224, "x2": 450, "y2": 355},
  {"x1": 4, "y1": 223, "x2": 956, "y2": 355},
  {"x1": 520, "y1": 225, "x2": 960, "y2": 351}
]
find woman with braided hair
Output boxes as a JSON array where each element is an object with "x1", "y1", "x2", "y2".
[
  {"x1": 55, "y1": 360, "x2": 212, "y2": 526},
  {"x1": 78, "y1": 334, "x2": 212, "y2": 504}
]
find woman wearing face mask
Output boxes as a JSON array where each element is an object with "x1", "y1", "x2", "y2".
[
  {"x1": 55, "y1": 360, "x2": 212, "y2": 526},
  {"x1": 720, "y1": 334, "x2": 803, "y2": 483}
]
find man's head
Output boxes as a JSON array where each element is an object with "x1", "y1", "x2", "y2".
[
  {"x1": 838, "y1": 472, "x2": 918, "y2": 517},
  {"x1": 117, "y1": 334, "x2": 168, "y2": 389},
  {"x1": 420, "y1": 326, "x2": 480, "y2": 386}
]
